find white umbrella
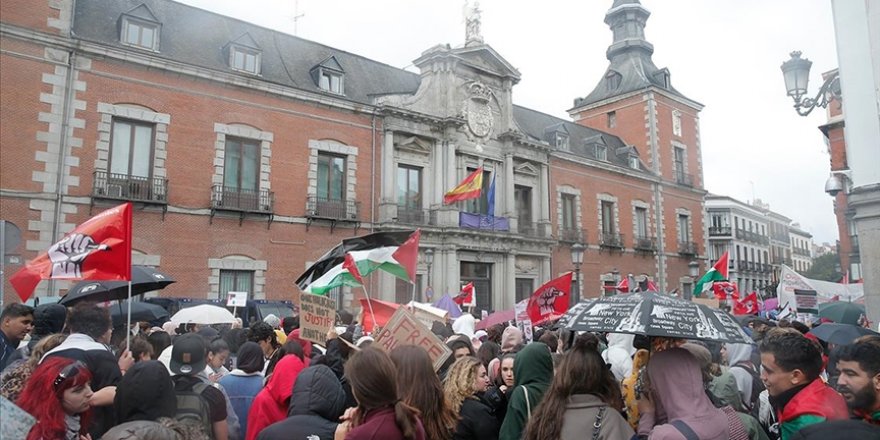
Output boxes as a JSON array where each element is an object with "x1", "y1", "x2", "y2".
[{"x1": 170, "y1": 304, "x2": 235, "y2": 325}]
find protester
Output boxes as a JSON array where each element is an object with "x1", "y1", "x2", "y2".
[
  {"x1": 205, "y1": 337, "x2": 231, "y2": 382},
  {"x1": 257, "y1": 364, "x2": 346, "y2": 440},
  {"x1": 500, "y1": 326, "x2": 523, "y2": 353},
  {"x1": 522, "y1": 336, "x2": 633, "y2": 440},
  {"x1": 0, "y1": 333, "x2": 65, "y2": 402},
  {"x1": 390, "y1": 345, "x2": 457, "y2": 440},
  {"x1": 247, "y1": 322, "x2": 280, "y2": 376},
  {"x1": 17, "y1": 357, "x2": 93, "y2": 440},
  {"x1": 126, "y1": 334, "x2": 154, "y2": 362},
  {"x1": 114, "y1": 360, "x2": 177, "y2": 423},
  {"x1": 335, "y1": 346, "x2": 426, "y2": 440},
  {"x1": 497, "y1": 353, "x2": 515, "y2": 392},
  {"x1": 22, "y1": 303, "x2": 65, "y2": 354},
  {"x1": 485, "y1": 352, "x2": 515, "y2": 423},
  {"x1": 759, "y1": 329, "x2": 848, "y2": 439},
  {"x1": 169, "y1": 333, "x2": 228, "y2": 440},
  {"x1": 834, "y1": 336, "x2": 880, "y2": 424},
  {"x1": 638, "y1": 347, "x2": 730, "y2": 439},
  {"x1": 602, "y1": 333, "x2": 636, "y2": 382},
  {"x1": 703, "y1": 341, "x2": 746, "y2": 412},
  {"x1": 477, "y1": 340, "x2": 501, "y2": 369},
  {"x1": 442, "y1": 356, "x2": 499, "y2": 440},
  {"x1": 246, "y1": 345, "x2": 307, "y2": 440},
  {"x1": 281, "y1": 316, "x2": 298, "y2": 335},
  {"x1": 729, "y1": 342, "x2": 764, "y2": 414},
  {"x1": 101, "y1": 418, "x2": 193, "y2": 440},
  {"x1": 452, "y1": 314, "x2": 476, "y2": 339},
  {"x1": 219, "y1": 341, "x2": 265, "y2": 437},
  {"x1": 42, "y1": 303, "x2": 133, "y2": 438},
  {"x1": 148, "y1": 331, "x2": 173, "y2": 363},
  {"x1": 448, "y1": 337, "x2": 475, "y2": 360},
  {"x1": 0, "y1": 303, "x2": 34, "y2": 371},
  {"x1": 499, "y1": 342, "x2": 553, "y2": 440},
  {"x1": 262, "y1": 314, "x2": 287, "y2": 345}
]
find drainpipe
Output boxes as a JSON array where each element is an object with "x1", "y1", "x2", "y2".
[{"x1": 370, "y1": 112, "x2": 377, "y2": 232}]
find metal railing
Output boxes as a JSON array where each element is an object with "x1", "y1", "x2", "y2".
[
  {"x1": 518, "y1": 222, "x2": 548, "y2": 238},
  {"x1": 634, "y1": 235, "x2": 657, "y2": 251},
  {"x1": 211, "y1": 185, "x2": 274, "y2": 213},
  {"x1": 92, "y1": 171, "x2": 167, "y2": 203},
  {"x1": 678, "y1": 241, "x2": 698, "y2": 255},
  {"x1": 305, "y1": 195, "x2": 359, "y2": 220},
  {"x1": 708, "y1": 226, "x2": 732, "y2": 236},
  {"x1": 559, "y1": 228, "x2": 586, "y2": 243},
  {"x1": 599, "y1": 231, "x2": 624, "y2": 248}
]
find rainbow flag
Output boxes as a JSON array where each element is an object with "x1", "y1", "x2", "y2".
[{"x1": 444, "y1": 167, "x2": 483, "y2": 204}]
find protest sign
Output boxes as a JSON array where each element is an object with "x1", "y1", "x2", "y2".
[
  {"x1": 374, "y1": 307, "x2": 452, "y2": 371},
  {"x1": 794, "y1": 289, "x2": 818, "y2": 315},
  {"x1": 226, "y1": 291, "x2": 247, "y2": 307},
  {"x1": 692, "y1": 297, "x2": 720, "y2": 309},
  {"x1": 299, "y1": 293, "x2": 336, "y2": 345}
]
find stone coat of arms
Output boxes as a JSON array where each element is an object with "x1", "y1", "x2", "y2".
[{"x1": 463, "y1": 82, "x2": 494, "y2": 139}]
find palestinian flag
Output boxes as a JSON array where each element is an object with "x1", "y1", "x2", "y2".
[
  {"x1": 694, "y1": 251, "x2": 730, "y2": 297},
  {"x1": 297, "y1": 230, "x2": 420, "y2": 294}
]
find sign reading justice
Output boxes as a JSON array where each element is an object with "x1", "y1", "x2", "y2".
[{"x1": 374, "y1": 307, "x2": 451, "y2": 371}]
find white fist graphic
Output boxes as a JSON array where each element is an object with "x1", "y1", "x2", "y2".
[{"x1": 48, "y1": 233, "x2": 109, "y2": 278}]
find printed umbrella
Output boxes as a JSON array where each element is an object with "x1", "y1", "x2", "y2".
[
  {"x1": 562, "y1": 291, "x2": 753, "y2": 344},
  {"x1": 809, "y1": 323, "x2": 878, "y2": 345},
  {"x1": 819, "y1": 302, "x2": 865, "y2": 325},
  {"x1": 475, "y1": 309, "x2": 515, "y2": 330},
  {"x1": 170, "y1": 304, "x2": 235, "y2": 325},
  {"x1": 60, "y1": 265, "x2": 175, "y2": 306},
  {"x1": 110, "y1": 301, "x2": 169, "y2": 327}
]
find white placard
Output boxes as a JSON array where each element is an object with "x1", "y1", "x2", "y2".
[{"x1": 226, "y1": 291, "x2": 248, "y2": 307}]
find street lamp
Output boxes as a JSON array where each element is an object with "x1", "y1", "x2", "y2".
[
  {"x1": 570, "y1": 243, "x2": 585, "y2": 307},
  {"x1": 687, "y1": 260, "x2": 700, "y2": 301},
  {"x1": 780, "y1": 51, "x2": 840, "y2": 116},
  {"x1": 424, "y1": 248, "x2": 434, "y2": 301}
]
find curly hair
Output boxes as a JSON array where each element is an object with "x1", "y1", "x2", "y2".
[
  {"x1": 442, "y1": 356, "x2": 482, "y2": 415},
  {"x1": 67, "y1": 302, "x2": 112, "y2": 340},
  {"x1": 17, "y1": 357, "x2": 93, "y2": 440},
  {"x1": 390, "y1": 345, "x2": 457, "y2": 440}
]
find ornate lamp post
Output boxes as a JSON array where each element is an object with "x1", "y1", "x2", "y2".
[
  {"x1": 780, "y1": 51, "x2": 840, "y2": 116},
  {"x1": 687, "y1": 260, "x2": 700, "y2": 301},
  {"x1": 570, "y1": 243, "x2": 585, "y2": 307}
]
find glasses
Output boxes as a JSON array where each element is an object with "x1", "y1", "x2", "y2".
[{"x1": 53, "y1": 361, "x2": 86, "y2": 390}]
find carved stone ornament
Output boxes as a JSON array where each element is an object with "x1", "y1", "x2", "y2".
[{"x1": 464, "y1": 82, "x2": 494, "y2": 139}]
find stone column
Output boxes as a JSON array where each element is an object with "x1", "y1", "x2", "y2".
[
  {"x1": 504, "y1": 153, "x2": 516, "y2": 230},
  {"x1": 504, "y1": 251, "x2": 516, "y2": 309},
  {"x1": 379, "y1": 130, "x2": 396, "y2": 222},
  {"x1": 540, "y1": 164, "x2": 551, "y2": 237}
]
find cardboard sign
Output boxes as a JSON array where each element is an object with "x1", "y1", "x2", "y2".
[
  {"x1": 226, "y1": 291, "x2": 248, "y2": 307},
  {"x1": 299, "y1": 294, "x2": 337, "y2": 345},
  {"x1": 408, "y1": 301, "x2": 449, "y2": 329},
  {"x1": 794, "y1": 289, "x2": 818, "y2": 314},
  {"x1": 692, "y1": 297, "x2": 720, "y2": 309},
  {"x1": 374, "y1": 307, "x2": 452, "y2": 371}
]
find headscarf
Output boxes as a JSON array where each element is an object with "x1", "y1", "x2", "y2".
[
  {"x1": 452, "y1": 314, "x2": 476, "y2": 339},
  {"x1": 286, "y1": 328, "x2": 313, "y2": 359},
  {"x1": 113, "y1": 360, "x2": 177, "y2": 423},
  {"x1": 161, "y1": 321, "x2": 177, "y2": 336},
  {"x1": 235, "y1": 342, "x2": 265, "y2": 374},
  {"x1": 263, "y1": 314, "x2": 281, "y2": 329},
  {"x1": 501, "y1": 326, "x2": 523, "y2": 352},
  {"x1": 603, "y1": 333, "x2": 636, "y2": 382}
]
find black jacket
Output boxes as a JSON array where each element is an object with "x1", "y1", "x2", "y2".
[
  {"x1": 453, "y1": 395, "x2": 500, "y2": 440},
  {"x1": 256, "y1": 364, "x2": 347, "y2": 440}
]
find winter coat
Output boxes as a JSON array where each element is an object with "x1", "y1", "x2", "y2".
[
  {"x1": 709, "y1": 368, "x2": 746, "y2": 412},
  {"x1": 453, "y1": 395, "x2": 500, "y2": 440},
  {"x1": 602, "y1": 333, "x2": 636, "y2": 382},
  {"x1": 560, "y1": 394, "x2": 634, "y2": 440},
  {"x1": 100, "y1": 420, "x2": 185, "y2": 440},
  {"x1": 219, "y1": 370, "x2": 263, "y2": 437},
  {"x1": 788, "y1": 419, "x2": 880, "y2": 440},
  {"x1": 246, "y1": 354, "x2": 306, "y2": 440},
  {"x1": 345, "y1": 407, "x2": 426, "y2": 440},
  {"x1": 256, "y1": 365, "x2": 347, "y2": 440},
  {"x1": 499, "y1": 343, "x2": 553, "y2": 440},
  {"x1": 775, "y1": 378, "x2": 848, "y2": 440}
]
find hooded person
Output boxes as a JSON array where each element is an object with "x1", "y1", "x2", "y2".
[
  {"x1": 499, "y1": 342, "x2": 554, "y2": 440},
  {"x1": 256, "y1": 364, "x2": 347, "y2": 440},
  {"x1": 245, "y1": 351, "x2": 307, "y2": 440},
  {"x1": 602, "y1": 333, "x2": 636, "y2": 382},
  {"x1": 101, "y1": 419, "x2": 191, "y2": 440},
  {"x1": 638, "y1": 348, "x2": 730, "y2": 440},
  {"x1": 219, "y1": 341, "x2": 265, "y2": 437},
  {"x1": 452, "y1": 314, "x2": 476, "y2": 339},
  {"x1": 114, "y1": 360, "x2": 177, "y2": 423},
  {"x1": 501, "y1": 326, "x2": 524, "y2": 353},
  {"x1": 27, "y1": 304, "x2": 66, "y2": 349},
  {"x1": 728, "y1": 342, "x2": 762, "y2": 412}
]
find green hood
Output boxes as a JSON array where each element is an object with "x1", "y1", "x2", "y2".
[{"x1": 500, "y1": 343, "x2": 554, "y2": 440}]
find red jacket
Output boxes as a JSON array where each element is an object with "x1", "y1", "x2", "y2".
[
  {"x1": 246, "y1": 355, "x2": 306, "y2": 440},
  {"x1": 345, "y1": 407, "x2": 426, "y2": 440}
]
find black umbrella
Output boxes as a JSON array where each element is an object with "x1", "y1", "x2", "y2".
[
  {"x1": 111, "y1": 301, "x2": 169, "y2": 327},
  {"x1": 60, "y1": 266, "x2": 175, "y2": 306},
  {"x1": 562, "y1": 291, "x2": 753, "y2": 344},
  {"x1": 809, "y1": 323, "x2": 879, "y2": 345}
]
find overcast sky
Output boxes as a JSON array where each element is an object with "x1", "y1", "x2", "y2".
[{"x1": 177, "y1": 0, "x2": 841, "y2": 244}]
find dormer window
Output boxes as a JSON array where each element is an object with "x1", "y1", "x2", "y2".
[
  {"x1": 595, "y1": 144, "x2": 608, "y2": 161},
  {"x1": 319, "y1": 71, "x2": 343, "y2": 94},
  {"x1": 119, "y1": 5, "x2": 161, "y2": 51},
  {"x1": 555, "y1": 133, "x2": 569, "y2": 150},
  {"x1": 605, "y1": 71, "x2": 622, "y2": 91},
  {"x1": 230, "y1": 46, "x2": 261, "y2": 75},
  {"x1": 311, "y1": 56, "x2": 346, "y2": 95},
  {"x1": 629, "y1": 155, "x2": 640, "y2": 169}
]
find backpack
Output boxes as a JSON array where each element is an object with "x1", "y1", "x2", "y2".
[
  {"x1": 731, "y1": 362, "x2": 765, "y2": 418},
  {"x1": 173, "y1": 377, "x2": 214, "y2": 439}
]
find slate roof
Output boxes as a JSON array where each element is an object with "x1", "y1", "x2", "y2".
[{"x1": 73, "y1": 0, "x2": 421, "y2": 104}]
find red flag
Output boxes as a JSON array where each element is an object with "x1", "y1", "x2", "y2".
[
  {"x1": 454, "y1": 282, "x2": 475, "y2": 307},
  {"x1": 713, "y1": 281, "x2": 740, "y2": 300},
  {"x1": 10, "y1": 202, "x2": 132, "y2": 302},
  {"x1": 391, "y1": 229, "x2": 420, "y2": 281},
  {"x1": 342, "y1": 253, "x2": 364, "y2": 284},
  {"x1": 645, "y1": 279, "x2": 659, "y2": 292},
  {"x1": 615, "y1": 277, "x2": 629, "y2": 293},
  {"x1": 359, "y1": 298, "x2": 401, "y2": 334},
  {"x1": 829, "y1": 294, "x2": 841, "y2": 302},
  {"x1": 733, "y1": 292, "x2": 759, "y2": 315},
  {"x1": 527, "y1": 272, "x2": 573, "y2": 324}
]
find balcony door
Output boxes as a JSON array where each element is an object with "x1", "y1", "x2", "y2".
[
  {"x1": 317, "y1": 152, "x2": 347, "y2": 217},
  {"x1": 109, "y1": 119, "x2": 154, "y2": 198},
  {"x1": 223, "y1": 137, "x2": 260, "y2": 210},
  {"x1": 460, "y1": 262, "x2": 492, "y2": 316}
]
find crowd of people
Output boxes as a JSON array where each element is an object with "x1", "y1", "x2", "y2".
[{"x1": 1, "y1": 300, "x2": 878, "y2": 440}]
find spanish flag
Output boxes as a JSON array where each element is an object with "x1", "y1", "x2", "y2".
[{"x1": 443, "y1": 167, "x2": 483, "y2": 204}]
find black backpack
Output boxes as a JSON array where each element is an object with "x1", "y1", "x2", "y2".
[
  {"x1": 731, "y1": 362, "x2": 765, "y2": 418},
  {"x1": 173, "y1": 377, "x2": 214, "y2": 439}
]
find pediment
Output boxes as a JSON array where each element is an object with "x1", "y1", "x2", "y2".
[
  {"x1": 514, "y1": 162, "x2": 539, "y2": 177},
  {"x1": 123, "y1": 3, "x2": 159, "y2": 22},
  {"x1": 229, "y1": 32, "x2": 260, "y2": 50},
  {"x1": 315, "y1": 55, "x2": 344, "y2": 73},
  {"x1": 397, "y1": 136, "x2": 432, "y2": 155},
  {"x1": 584, "y1": 134, "x2": 607, "y2": 146},
  {"x1": 453, "y1": 45, "x2": 521, "y2": 82}
]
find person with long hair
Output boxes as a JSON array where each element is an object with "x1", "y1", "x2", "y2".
[
  {"x1": 390, "y1": 345, "x2": 457, "y2": 440},
  {"x1": 1, "y1": 333, "x2": 65, "y2": 402},
  {"x1": 443, "y1": 356, "x2": 500, "y2": 440},
  {"x1": 17, "y1": 357, "x2": 94, "y2": 440},
  {"x1": 336, "y1": 347, "x2": 426, "y2": 440},
  {"x1": 498, "y1": 343, "x2": 553, "y2": 440},
  {"x1": 522, "y1": 338, "x2": 633, "y2": 440}
]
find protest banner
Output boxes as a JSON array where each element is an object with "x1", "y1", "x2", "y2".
[
  {"x1": 374, "y1": 307, "x2": 452, "y2": 371},
  {"x1": 299, "y1": 293, "x2": 336, "y2": 345},
  {"x1": 226, "y1": 291, "x2": 247, "y2": 307},
  {"x1": 692, "y1": 297, "x2": 720, "y2": 309},
  {"x1": 794, "y1": 289, "x2": 819, "y2": 315}
]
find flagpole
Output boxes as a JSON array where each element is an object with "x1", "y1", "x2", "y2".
[
  {"x1": 361, "y1": 285, "x2": 378, "y2": 334},
  {"x1": 410, "y1": 281, "x2": 416, "y2": 305},
  {"x1": 126, "y1": 281, "x2": 132, "y2": 352}
]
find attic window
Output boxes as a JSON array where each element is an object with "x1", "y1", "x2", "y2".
[
  {"x1": 605, "y1": 71, "x2": 622, "y2": 91},
  {"x1": 121, "y1": 17, "x2": 159, "y2": 51},
  {"x1": 555, "y1": 133, "x2": 569, "y2": 150},
  {"x1": 595, "y1": 144, "x2": 608, "y2": 161},
  {"x1": 319, "y1": 71, "x2": 343, "y2": 94},
  {"x1": 629, "y1": 155, "x2": 640, "y2": 169},
  {"x1": 230, "y1": 46, "x2": 261, "y2": 75}
]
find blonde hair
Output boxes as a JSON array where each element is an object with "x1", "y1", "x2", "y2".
[
  {"x1": 27, "y1": 333, "x2": 66, "y2": 369},
  {"x1": 443, "y1": 356, "x2": 482, "y2": 414}
]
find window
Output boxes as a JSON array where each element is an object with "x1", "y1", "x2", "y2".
[
  {"x1": 678, "y1": 214, "x2": 690, "y2": 242},
  {"x1": 607, "y1": 111, "x2": 616, "y2": 128},
  {"x1": 397, "y1": 165, "x2": 422, "y2": 210},
  {"x1": 122, "y1": 18, "x2": 158, "y2": 50},
  {"x1": 465, "y1": 169, "x2": 492, "y2": 215},
  {"x1": 635, "y1": 207, "x2": 648, "y2": 238},
  {"x1": 395, "y1": 275, "x2": 423, "y2": 304},
  {"x1": 515, "y1": 278, "x2": 533, "y2": 302},
  {"x1": 515, "y1": 185, "x2": 533, "y2": 227},
  {"x1": 629, "y1": 155, "x2": 640, "y2": 169},
  {"x1": 231, "y1": 47, "x2": 260, "y2": 74},
  {"x1": 219, "y1": 270, "x2": 253, "y2": 302},
  {"x1": 673, "y1": 146, "x2": 685, "y2": 179},
  {"x1": 555, "y1": 133, "x2": 569, "y2": 150},
  {"x1": 319, "y1": 71, "x2": 343, "y2": 94},
  {"x1": 561, "y1": 194, "x2": 576, "y2": 230},
  {"x1": 317, "y1": 153, "x2": 346, "y2": 200},
  {"x1": 606, "y1": 71, "x2": 622, "y2": 91},
  {"x1": 223, "y1": 137, "x2": 259, "y2": 191},
  {"x1": 601, "y1": 201, "x2": 616, "y2": 234},
  {"x1": 672, "y1": 110, "x2": 682, "y2": 137},
  {"x1": 110, "y1": 119, "x2": 154, "y2": 178},
  {"x1": 595, "y1": 144, "x2": 608, "y2": 161}
]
